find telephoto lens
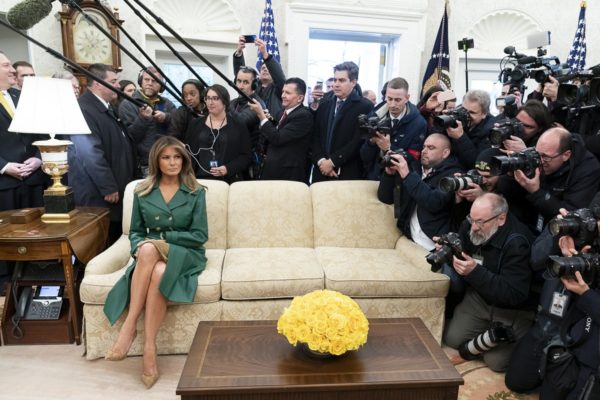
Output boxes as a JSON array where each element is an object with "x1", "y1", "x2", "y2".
[{"x1": 458, "y1": 322, "x2": 515, "y2": 360}]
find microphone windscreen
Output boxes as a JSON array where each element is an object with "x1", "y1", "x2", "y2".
[
  {"x1": 517, "y1": 56, "x2": 537, "y2": 65},
  {"x1": 7, "y1": 0, "x2": 53, "y2": 30}
]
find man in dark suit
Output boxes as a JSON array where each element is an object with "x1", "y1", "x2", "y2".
[
  {"x1": 0, "y1": 51, "x2": 46, "y2": 211},
  {"x1": 310, "y1": 61, "x2": 374, "y2": 182},
  {"x1": 248, "y1": 77, "x2": 313, "y2": 182},
  {"x1": 0, "y1": 50, "x2": 46, "y2": 293},
  {"x1": 69, "y1": 63, "x2": 136, "y2": 246}
]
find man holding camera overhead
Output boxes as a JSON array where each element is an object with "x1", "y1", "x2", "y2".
[
  {"x1": 445, "y1": 89, "x2": 496, "y2": 169},
  {"x1": 513, "y1": 127, "x2": 600, "y2": 233},
  {"x1": 444, "y1": 193, "x2": 535, "y2": 372},
  {"x1": 377, "y1": 133, "x2": 461, "y2": 251}
]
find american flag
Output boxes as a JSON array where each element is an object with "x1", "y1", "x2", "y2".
[
  {"x1": 567, "y1": 1, "x2": 586, "y2": 72},
  {"x1": 256, "y1": 0, "x2": 281, "y2": 70}
]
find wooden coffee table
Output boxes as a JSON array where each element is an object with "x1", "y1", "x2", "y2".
[{"x1": 177, "y1": 318, "x2": 463, "y2": 400}]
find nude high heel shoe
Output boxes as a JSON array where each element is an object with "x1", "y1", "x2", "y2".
[
  {"x1": 141, "y1": 372, "x2": 159, "y2": 389},
  {"x1": 105, "y1": 331, "x2": 137, "y2": 361}
]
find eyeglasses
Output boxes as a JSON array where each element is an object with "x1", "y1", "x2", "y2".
[
  {"x1": 539, "y1": 152, "x2": 564, "y2": 163},
  {"x1": 205, "y1": 96, "x2": 221, "y2": 102},
  {"x1": 467, "y1": 213, "x2": 501, "y2": 228}
]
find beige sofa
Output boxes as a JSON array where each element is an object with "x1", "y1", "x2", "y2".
[{"x1": 80, "y1": 179, "x2": 449, "y2": 360}]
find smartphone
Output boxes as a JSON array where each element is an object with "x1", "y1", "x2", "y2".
[
  {"x1": 243, "y1": 35, "x2": 256, "y2": 43},
  {"x1": 315, "y1": 80, "x2": 323, "y2": 90},
  {"x1": 437, "y1": 90, "x2": 456, "y2": 102}
]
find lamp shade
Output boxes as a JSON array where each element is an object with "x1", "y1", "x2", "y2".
[{"x1": 9, "y1": 76, "x2": 90, "y2": 137}]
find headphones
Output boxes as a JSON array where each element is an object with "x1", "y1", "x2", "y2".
[
  {"x1": 238, "y1": 66, "x2": 260, "y2": 91},
  {"x1": 137, "y1": 67, "x2": 166, "y2": 93}
]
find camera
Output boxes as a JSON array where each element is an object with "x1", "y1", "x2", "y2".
[
  {"x1": 358, "y1": 114, "x2": 391, "y2": 139},
  {"x1": 489, "y1": 147, "x2": 541, "y2": 178},
  {"x1": 489, "y1": 118, "x2": 524, "y2": 146},
  {"x1": 548, "y1": 208, "x2": 600, "y2": 248},
  {"x1": 380, "y1": 149, "x2": 409, "y2": 168},
  {"x1": 458, "y1": 321, "x2": 516, "y2": 360},
  {"x1": 425, "y1": 232, "x2": 464, "y2": 272},
  {"x1": 439, "y1": 170, "x2": 484, "y2": 193},
  {"x1": 547, "y1": 253, "x2": 600, "y2": 287},
  {"x1": 433, "y1": 106, "x2": 470, "y2": 129}
]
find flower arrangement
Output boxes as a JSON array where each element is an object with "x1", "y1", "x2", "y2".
[{"x1": 277, "y1": 289, "x2": 369, "y2": 356}]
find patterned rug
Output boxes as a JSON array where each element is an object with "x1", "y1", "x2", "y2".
[{"x1": 443, "y1": 347, "x2": 539, "y2": 400}]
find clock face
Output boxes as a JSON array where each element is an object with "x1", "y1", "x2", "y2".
[{"x1": 73, "y1": 9, "x2": 113, "y2": 65}]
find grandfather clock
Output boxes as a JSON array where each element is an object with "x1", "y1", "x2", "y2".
[{"x1": 59, "y1": 0, "x2": 123, "y2": 90}]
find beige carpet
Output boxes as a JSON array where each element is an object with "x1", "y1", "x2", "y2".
[{"x1": 0, "y1": 344, "x2": 185, "y2": 399}]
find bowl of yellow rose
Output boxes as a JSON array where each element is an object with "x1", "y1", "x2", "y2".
[{"x1": 277, "y1": 289, "x2": 369, "y2": 357}]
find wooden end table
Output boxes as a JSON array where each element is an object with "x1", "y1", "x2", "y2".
[
  {"x1": 177, "y1": 318, "x2": 463, "y2": 400},
  {"x1": 0, "y1": 207, "x2": 109, "y2": 345}
]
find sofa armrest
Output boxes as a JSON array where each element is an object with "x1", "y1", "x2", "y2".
[
  {"x1": 85, "y1": 235, "x2": 132, "y2": 276},
  {"x1": 394, "y1": 237, "x2": 431, "y2": 273}
]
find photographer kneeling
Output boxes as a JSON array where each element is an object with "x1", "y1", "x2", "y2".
[
  {"x1": 443, "y1": 193, "x2": 535, "y2": 372},
  {"x1": 506, "y1": 204, "x2": 600, "y2": 399}
]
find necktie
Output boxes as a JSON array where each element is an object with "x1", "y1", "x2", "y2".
[
  {"x1": 277, "y1": 111, "x2": 288, "y2": 127},
  {"x1": 0, "y1": 91, "x2": 14, "y2": 118},
  {"x1": 334, "y1": 100, "x2": 343, "y2": 116},
  {"x1": 391, "y1": 119, "x2": 398, "y2": 129}
]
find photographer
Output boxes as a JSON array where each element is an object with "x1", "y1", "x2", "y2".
[
  {"x1": 418, "y1": 85, "x2": 456, "y2": 135},
  {"x1": 506, "y1": 203, "x2": 600, "y2": 399},
  {"x1": 377, "y1": 133, "x2": 461, "y2": 250},
  {"x1": 502, "y1": 100, "x2": 554, "y2": 152},
  {"x1": 444, "y1": 193, "x2": 535, "y2": 372},
  {"x1": 446, "y1": 89, "x2": 496, "y2": 170},
  {"x1": 451, "y1": 148, "x2": 536, "y2": 233},
  {"x1": 233, "y1": 35, "x2": 286, "y2": 120},
  {"x1": 513, "y1": 127, "x2": 600, "y2": 231},
  {"x1": 360, "y1": 77, "x2": 427, "y2": 180}
]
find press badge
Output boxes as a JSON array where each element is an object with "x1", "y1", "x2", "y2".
[
  {"x1": 550, "y1": 292, "x2": 569, "y2": 317},
  {"x1": 209, "y1": 160, "x2": 218, "y2": 168},
  {"x1": 473, "y1": 254, "x2": 484, "y2": 266}
]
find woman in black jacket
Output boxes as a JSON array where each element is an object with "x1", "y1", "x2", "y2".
[{"x1": 180, "y1": 84, "x2": 251, "y2": 183}]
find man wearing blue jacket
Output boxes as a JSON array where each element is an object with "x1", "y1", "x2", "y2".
[{"x1": 361, "y1": 77, "x2": 426, "y2": 180}]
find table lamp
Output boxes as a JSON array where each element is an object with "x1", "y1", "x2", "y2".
[{"x1": 8, "y1": 76, "x2": 91, "y2": 223}]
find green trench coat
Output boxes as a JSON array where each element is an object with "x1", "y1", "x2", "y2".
[{"x1": 103, "y1": 183, "x2": 208, "y2": 325}]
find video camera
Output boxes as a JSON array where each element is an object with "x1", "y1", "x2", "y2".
[
  {"x1": 380, "y1": 149, "x2": 409, "y2": 168},
  {"x1": 489, "y1": 118, "x2": 524, "y2": 146},
  {"x1": 425, "y1": 232, "x2": 464, "y2": 272},
  {"x1": 548, "y1": 207, "x2": 600, "y2": 248},
  {"x1": 433, "y1": 106, "x2": 470, "y2": 129},
  {"x1": 547, "y1": 253, "x2": 600, "y2": 287},
  {"x1": 439, "y1": 170, "x2": 484, "y2": 193},
  {"x1": 358, "y1": 114, "x2": 391, "y2": 139},
  {"x1": 489, "y1": 147, "x2": 541, "y2": 178}
]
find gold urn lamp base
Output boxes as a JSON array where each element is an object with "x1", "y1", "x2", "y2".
[{"x1": 34, "y1": 138, "x2": 77, "y2": 223}]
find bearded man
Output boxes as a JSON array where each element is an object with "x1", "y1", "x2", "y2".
[{"x1": 443, "y1": 193, "x2": 535, "y2": 372}]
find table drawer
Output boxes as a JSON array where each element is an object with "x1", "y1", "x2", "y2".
[{"x1": 0, "y1": 241, "x2": 63, "y2": 260}]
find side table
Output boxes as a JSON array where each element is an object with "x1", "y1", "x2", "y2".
[{"x1": 0, "y1": 207, "x2": 109, "y2": 345}]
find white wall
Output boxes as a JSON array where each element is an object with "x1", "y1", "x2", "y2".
[{"x1": 1, "y1": 0, "x2": 598, "y2": 98}]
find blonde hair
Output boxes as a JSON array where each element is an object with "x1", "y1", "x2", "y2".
[{"x1": 135, "y1": 136, "x2": 203, "y2": 196}]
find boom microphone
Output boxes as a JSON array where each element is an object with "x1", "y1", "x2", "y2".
[
  {"x1": 7, "y1": 0, "x2": 83, "y2": 30},
  {"x1": 7, "y1": 0, "x2": 52, "y2": 30}
]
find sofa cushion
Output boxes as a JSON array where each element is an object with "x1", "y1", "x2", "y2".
[
  {"x1": 121, "y1": 179, "x2": 228, "y2": 250},
  {"x1": 80, "y1": 249, "x2": 224, "y2": 305},
  {"x1": 311, "y1": 181, "x2": 400, "y2": 249},
  {"x1": 316, "y1": 247, "x2": 449, "y2": 298},
  {"x1": 221, "y1": 248, "x2": 323, "y2": 300},
  {"x1": 227, "y1": 181, "x2": 313, "y2": 248}
]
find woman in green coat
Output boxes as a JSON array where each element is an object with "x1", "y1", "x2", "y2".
[{"x1": 103, "y1": 136, "x2": 208, "y2": 389}]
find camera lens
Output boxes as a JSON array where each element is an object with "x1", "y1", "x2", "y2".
[{"x1": 548, "y1": 218, "x2": 581, "y2": 237}]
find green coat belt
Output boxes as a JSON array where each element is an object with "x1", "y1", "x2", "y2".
[{"x1": 104, "y1": 183, "x2": 208, "y2": 325}]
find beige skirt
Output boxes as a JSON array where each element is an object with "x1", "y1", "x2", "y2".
[{"x1": 137, "y1": 239, "x2": 169, "y2": 262}]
